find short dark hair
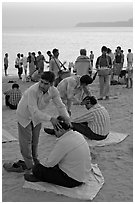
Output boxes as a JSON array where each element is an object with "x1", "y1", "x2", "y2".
[
  {"x1": 128, "y1": 49, "x2": 131, "y2": 52},
  {"x1": 80, "y1": 49, "x2": 86, "y2": 56},
  {"x1": 38, "y1": 51, "x2": 41, "y2": 55},
  {"x1": 101, "y1": 46, "x2": 107, "y2": 52},
  {"x1": 57, "y1": 116, "x2": 70, "y2": 130},
  {"x1": 82, "y1": 95, "x2": 97, "y2": 105},
  {"x1": 41, "y1": 71, "x2": 55, "y2": 83},
  {"x1": 12, "y1": 83, "x2": 19, "y2": 89},
  {"x1": 80, "y1": 75, "x2": 93, "y2": 85},
  {"x1": 52, "y1": 48, "x2": 59, "y2": 55}
]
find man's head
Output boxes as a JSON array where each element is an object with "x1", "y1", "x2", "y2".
[
  {"x1": 12, "y1": 83, "x2": 19, "y2": 89},
  {"x1": 128, "y1": 49, "x2": 131, "y2": 53},
  {"x1": 80, "y1": 49, "x2": 86, "y2": 56},
  {"x1": 81, "y1": 95, "x2": 97, "y2": 109},
  {"x1": 101, "y1": 46, "x2": 107, "y2": 54},
  {"x1": 38, "y1": 51, "x2": 41, "y2": 55},
  {"x1": 54, "y1": 116, "x2": 71, "y2": 138},
  {"x1": 52, "y1": 48, "x2": 59, "y2": 58},
  {"x1": 39, "y1": 71, "x2": 55, "y2": 93},
  {"x1": 80, "y1": 75, "x2": 93, "y2": 86}
]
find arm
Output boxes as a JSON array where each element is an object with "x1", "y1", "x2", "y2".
[
  {"x1": 49, "y1": 59, "x2": 54, "y2": 72},
  {"x1": 72, "y1": 111, "x2": 93, "y2": 123},
  {"x1": 95, "y1": 57, "x2": 100, "y2": 69}
]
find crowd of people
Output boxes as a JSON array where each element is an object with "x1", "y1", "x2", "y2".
[{"x1": 3, "y1": 45, "x2": 133, "y2": 187}]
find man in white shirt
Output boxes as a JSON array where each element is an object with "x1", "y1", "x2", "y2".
[
  {"x1": 24, "y1": 116, "x2": 92, "y2": 187},
  {"x1": 14, "y1": 71, "x2": 70, "y2": 171},
  {"x1": 127, "y1": 49, "x2": 133, "y2": 67}
]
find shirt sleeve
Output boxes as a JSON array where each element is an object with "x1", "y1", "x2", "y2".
[
  {"x1": 51, "y1": 87, "x2": 70, "y2": 118},
  {"x1": 49, "y1": 59, "x2": 54, "y2": 72},
  {"x1": 67, "y1": 80, "x2": 76, "y2": 100},
  {"x1": 95, "y1": 57, "x2": 100, "y2": 68},
  {"x1": 27, "y1": 89, "x2": 52, "y2": 122}
]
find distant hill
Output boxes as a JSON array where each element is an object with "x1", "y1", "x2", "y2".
[{"x1": 76, "y1": 18, "x2": 133, "y2": 27}]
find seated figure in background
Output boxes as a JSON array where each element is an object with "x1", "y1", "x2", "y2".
[
  {"x1": 24, "y1": 116, "x2": 92, "y2": 187},
  {"x1": 45, "y1": 96, "x2": 110, "y2": 141},
  {"x1": 3, "y1": 83, "x2": 22, "y2": 110}
]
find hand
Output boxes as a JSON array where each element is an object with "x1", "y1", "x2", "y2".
[{"x1": 50, "y1": 117, "x2": 62, "y2": 129}]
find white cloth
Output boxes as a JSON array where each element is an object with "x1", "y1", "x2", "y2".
[{"x1": 23, "y1": 163, "x2": 104, "y2": 201}]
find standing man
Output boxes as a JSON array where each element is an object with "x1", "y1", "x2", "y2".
[
  {"x1": 4, "y1": 53, "x2": 8, "y2": 76},
  {"x1": 36, "y1": 51, "x2": 46, "y2": 74},
  {"x1": 21, "y1": 54, "x2": 28, "y2": 78},
  {"x1": 49, "y1": 48, "x2": 61, "y2": 78},
  {"x1": 96, "y1": 46, "x2": 112, "y2": 100},
  {"x1": 3, "y1": 71, "x2": 71, "y2": 173},
  {"x1": 15, "y1": 53, "x2": 23, "y2": 79},
  {"x1": 90, "y1": 51, "x2": 94, "y2": 68},
  {"x1": 127, "y1": 49, "x2": 133, "y2": 67}
]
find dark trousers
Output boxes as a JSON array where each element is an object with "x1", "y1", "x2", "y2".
[
  {"x1": 72, "y1": 122, "x2": 108, "y2": 140},
  {"x1": 5, "y1": 95, "x2": 17, "y2": 110},
  {"x1": 32, "y1": 163, "x2": 83, "y2": 188}
]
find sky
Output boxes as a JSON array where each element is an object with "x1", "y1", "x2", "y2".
[{"x1": 2, "y1": 1, "x2": 133, "y2": 29}]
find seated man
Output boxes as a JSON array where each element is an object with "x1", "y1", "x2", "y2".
[
  {"x1": 24, "y1": 116, "x2": 92, "y2": 188},
  {"x1": 45, "y1": 96, "x2": 110, "y2": 141},
  {"x1": 3, "y1": 83, "x2": 22, "y2": 110},
  {"x1": 72, "y1": 96, "x2": 110, "y2": 140},
  {"x1": 57, "y1": 74, "x2": 93, "y2": 115}
]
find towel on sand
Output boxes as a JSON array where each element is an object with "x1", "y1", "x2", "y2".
[
  {"x1": 2, "y1": 129, "x2": 17, "y2": 143},
  {"x1": 23, "y1": 163, "x2": 104, "y2": 201},
  {"x1": 86, "y1": 131, "x2": 129, "y2": 147}
]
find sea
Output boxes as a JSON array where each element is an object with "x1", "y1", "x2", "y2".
[{"x1": 2, "y1": 27, "x2": 133, "y2": 76}]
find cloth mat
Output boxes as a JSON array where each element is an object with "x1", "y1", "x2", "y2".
[
  {"x1": 2, "y1": 129, "x2": 18, "y2": 143},
  {"x1": 23, "y1": 163, "x2": 104, "y2": 201},
  {"x1": 86, "y1": 131, "x2": 129, "y2": 147}
]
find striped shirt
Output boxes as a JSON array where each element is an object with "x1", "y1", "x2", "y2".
[
  {"x1": 4, "y1": 89, "x2": 22, "y2": 106},
  {"x1": 73, "y1": 104, "x2": 110, "y2": 136}
]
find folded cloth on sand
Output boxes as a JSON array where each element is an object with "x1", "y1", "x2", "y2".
[
  {"x1": 2, "y1": 129, "x2": 18, "y2": 143},
  {"x1": 23, "y1": 163, "x2": 104, "y2": 201},
  {"x1": 3, "y1": 160, "x2": 27, "y2": 173},
  {"x1": 86, "y1": 131, "x2": 129, "y2": 147}
]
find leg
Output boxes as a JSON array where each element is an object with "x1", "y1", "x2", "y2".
[
  {"x1": 32, "y1": 163, "x2": 83, "y2": 188},
  {"x1": 31, "y1": 123, "x2": 41, "y2": 165},
  {"x1": 5, "y1": 95, "x2": 10, "y2": 106},
  {"x1": 72, "y1": 122, "x2": 107, "y2": 140},
  {"x1": 99, "y1": 76, "x2": 104, "y2": 98},
  {"x1": 18, "y1": 122, "x2": 34, "y2": 169},
  {"x1": 103, "y1": 75, "x2": 110, "y2": 98}
]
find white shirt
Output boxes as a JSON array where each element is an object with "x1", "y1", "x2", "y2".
[
  {"x1": 16, "y1": 83, "x2": 69, "y2": 127},
  {"x1": 42, "y1": 130, "x2": 92, "y2": 182}
]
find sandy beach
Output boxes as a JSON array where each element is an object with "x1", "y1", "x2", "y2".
[{"x1": 2, "y1": 75, "x2": 133, "y2": 202}]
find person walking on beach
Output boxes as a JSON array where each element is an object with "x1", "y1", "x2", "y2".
[
  {"x1": 4, "y1": 53, "x2": 8, "y2": 76},
  {"x1": 36, "y1": 51, "x2": 46, "y2": 74},
  {"x1": 24, "y1": 115, "x2": 92, "y2": 186},
  {"x1": 52, "y1": 74, "x2": 93, "y2": 116},
  {"x1": 90, "y1": 51, "x2": 94, "y2": 68},
  {"x1": 74, "y1": 49, "x2": 92, "y2": 76},
  {"x1": 10, "y1": 71, "x2": 70, "y2": 172},
  {"x1": 3, "y1": 83, "x2": 22, "y2": 110},
  {"x1": 113, "y1": 46, "x2": 123, "y2": 82},
  {"x1": 20, "y1": 54, "x2": 28, "y2": 78},
  {"x1": 15, "y1": 53, "x2": 23, "y2": 79},
  {"x1": 127, "y1": 49, "x2": 133, "y2": 67},
  {"x1": 27, "y1": 52, "x2": 36, "y2": 79},
  {"x1": 96, "y1": 46, "x2": 112, "y2": 100}
]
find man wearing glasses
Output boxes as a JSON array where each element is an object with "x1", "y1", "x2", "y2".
[{"x1": 3, "y1": 71, "x2": 71, "y2": 173}]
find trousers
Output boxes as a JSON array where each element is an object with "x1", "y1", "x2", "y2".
[
  {"x1": 18, "y1": 122, "x2": 41, "y2": 169},
  {"x1": 72, "y1": 122, "x2": 108, "y2": 140},
  {"x1": 99, "y1": 75, "x2": 110, "y2": 98},
  {"x1": 33, "y1": 163, "x2": 83, "y2": 188}
]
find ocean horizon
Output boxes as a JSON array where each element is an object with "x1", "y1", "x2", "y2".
[{"x1": 2, "y1": 27, "x2": 133, "y2": 76}]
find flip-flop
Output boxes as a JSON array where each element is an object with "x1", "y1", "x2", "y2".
[{"x1": 3, "y1": 162, "x2": 25, "y2": 173}]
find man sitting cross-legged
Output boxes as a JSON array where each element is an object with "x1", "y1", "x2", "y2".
[
  {"x1": 24, "y1": 116, "x2": 92, "y2": 188},
  {"x1": 44, "y1": 96, "x2": 110, "y2": 141}
]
